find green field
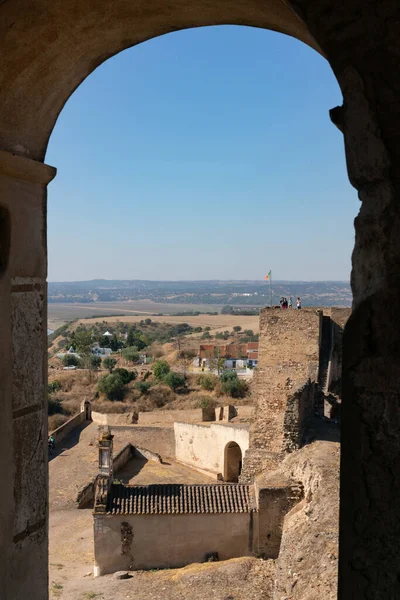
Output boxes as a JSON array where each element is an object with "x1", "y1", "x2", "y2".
[{"x1": 47, "y1": 300, "x2": 224, "y2": 329}]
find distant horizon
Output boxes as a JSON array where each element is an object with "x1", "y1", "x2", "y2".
[{"x1": 48, "y1": 277, "x2": 351, "y2": 284}]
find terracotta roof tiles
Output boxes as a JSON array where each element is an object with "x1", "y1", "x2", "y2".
[{"x1": 106, "y1": 484, "x2": 255, "y2": 515}]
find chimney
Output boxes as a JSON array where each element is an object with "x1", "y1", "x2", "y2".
[{"x1": 98, "y1": 426, "x2": 114, "y2": 481}]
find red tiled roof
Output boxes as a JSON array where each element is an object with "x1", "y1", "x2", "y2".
[
  {"x1": 106, "y1": 484, "x2": 255, "y2": 515},
  {"x1": 247, "y1": 342, "x2": 259, "y2": 350}
]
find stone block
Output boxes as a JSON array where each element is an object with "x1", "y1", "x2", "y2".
[
  {"x1": 12, "y1": 288, "x2": 45, "y2": 412},
  {"x1": 13, "y1": 409, "x2": 47, "y2": 536}
]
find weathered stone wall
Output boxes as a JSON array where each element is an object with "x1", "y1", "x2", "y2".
[
  {"x1": 282, "y1": 381, "x2": 317, "y2": 453},
  {"x1": 242, "y1": 309, "x2": 321, "y2": 482},
  {"x1": 328, "y1": 308, "x2": 352, "y2": 390},
  {"x1": 138, "y1": 407, "x2": 215, "y2": 425},
  {"x1": 50, "y1": 411, "x2": 86, "y2": 445},
  {"x1": 91, "y1": 411, "x2": 135, "y2": 426}
]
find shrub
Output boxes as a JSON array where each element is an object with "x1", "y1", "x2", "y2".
[
  {"x1": 90, "y1": 355, "x2": 102, "y2": 370},
  {"x1": 233, "y1": 326, "x2": 242, "y2": 332},
  {"x1": 219, "y1": 371, "x2": 248, "y2": 398},
  {"x1": 48, "y1": 380, "x2": 62, "y2": 394},
  {"x1": 48, "y1": 397, "x2": 63, "y2": 415},
  {"x1": 163, "y1": 371, "x2": 185, "y2": 391},
  {"x1": 103, "y1": 357, "x2": 117, "y2": 373},
  {"x1": 48, "y1": 414, "x2": 69, "y2": 431},
  {"x1": 194, "y1": 395, "x2": 217, "y2": 410},
  {"x1": 153, "y1": 360, "x2": 170, "y2": 380},
  {"x1": 97, "y1": 373, "x2": 125, "y2": 401},
  {"x1": 201, "y1": 331, "x2": 211, "y2": 339},
  {"x1": 135, "y1": 381, "x2": 151, "y2": 394},
  {"x1": 122, "y1": 346, "x2": 140, "y2": 363},
  {"x1": 62, "y1": 354, "x2": 82, "y2": 367},
  {"x1": 198, "y1": 374, "x2": 217, "y2": 391},
  {"x1": 148, "y1": 385, "x2": 175, "y2": 408},
  {"x1": 114, "y1": 368, "x2": 136, "y2": 384}
]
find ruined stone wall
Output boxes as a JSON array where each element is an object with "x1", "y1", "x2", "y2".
[
  {"x1": 328, "y1": 308, "x2": 352, "y2": 390},
  {"x1": 241, "y1": 308, "x2": 321, "y2": 482}
]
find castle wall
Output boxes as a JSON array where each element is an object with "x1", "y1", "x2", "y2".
[
  {"x1": 241, "y1": 308, "x2": 321, "y2": 481},
  {"x1": 328, "y1": 308, "x2": 352, "y2": 389}
]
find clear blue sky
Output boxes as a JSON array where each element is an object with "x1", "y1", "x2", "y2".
[{"x1": 46, "y1": 25, "x2": 359, "y2": 282}]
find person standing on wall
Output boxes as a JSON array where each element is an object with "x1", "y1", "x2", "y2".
[
  {"x1": 296, "y1": 297, "x2": 302, "y2": 309},
  {"x1": 288, "y1": 297, "x2": 293, "y2": 308}
]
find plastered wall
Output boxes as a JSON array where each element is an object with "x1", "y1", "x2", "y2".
[
  {"x1": 94, "y1": 512, "x2": 253, "y2": 574},
  {"x1": 174, "y1": 422, "x2": 249, "y2": 476}
]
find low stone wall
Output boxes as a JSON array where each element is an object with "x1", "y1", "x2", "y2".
[
  {"x1": 50, "y1": 411, "x2": 86, "y2": 445},
  {"x1": 113, "y1": 443, "x2": 133, "y2": 474},
  {"x1": 110, "y1": 426, "x2": 175, "y2": 459},
  {"x1": 92, "y1": 411, "x2": 135, "y2": 426},
  {"x1": 235, "y1": 405, "x2": 254, "y2": 420},
  {"x1": 133, "y1": 446, "x2": 162, "y2": 463},
  {"x1": 138, "y1": 407, "x2": 215, "y2": 425}
]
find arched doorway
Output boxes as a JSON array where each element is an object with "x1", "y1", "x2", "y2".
[{"x1": 224, "y1": 442, "x2": 243, "y2": 483}]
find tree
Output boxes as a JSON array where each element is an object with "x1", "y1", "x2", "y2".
[
  {"x1": 103, "y1": 357, "x2": 117, "y2": 373},
  {"x1": 163, "y1": 371, "x2": 185, "y2": 391},
  {"x1": 110, "y1": 334, "x2": 122, "y2": 352},
  {"x1": 90, "y1": 355, "x2": 102, "y2": 370},
  {"x1": 73, "y1": 329, "x2": 94, "y2": 355},
  {"x1": 62, "y1": 354, "x2": 81, "y2": 367},
  {"x1": 233, "y1": 326, "x2": 242, "y2": 332},
  {"x1": 98, "y1": 335, "x2": 111, "y2": 348},
  {"x1": 114, "y1": 368, "x2": 136, "y2": 384},
  {"x1": 126, "y1": 326, "x2": 147, "y2": 351},
  {"x1": 97, "y1": 373, "x2": 125, "y2": 401},
  {"x1": 122, "y1": 346, "x2": 140, "y2": 363},
  {"x1": 135, "y1": 381, "x2": 151, "y2": 394},
  {"x1": 153, "y1": 360, "x2": 170, "y2": 380},
  {"x1": 221, "y1": 305, "x2": 234, "y2": 314},
  {"x1": 201, "y1": 331, "x2": 211, "y2": 339},
  {"x1": 220, "y1": 371, "x2": 248, "y2": 398},
  {"x1": 126, "y1": 326, "x2": 137, "y2": 347},
  {"x1": 198, "y1": 374, "x2": 217, "y2": 391}
]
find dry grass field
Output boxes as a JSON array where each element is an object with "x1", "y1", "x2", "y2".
[
  {"x1": 48, "y1": 300, "x2": 233, "y2": 329},
  {"x1": 73, "y1": 313, "x2": 260, "y2": 332}
]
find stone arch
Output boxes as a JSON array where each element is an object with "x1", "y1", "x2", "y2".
[
  {"x1": 1, "y1": 2, "x2": 400, "y2": 599},
  {"x1": 0, "y1": 2, "x2": 322, "y2": 163},
  {"x1": 224, "y1": 441, "x2": 243, "y2": 482}
]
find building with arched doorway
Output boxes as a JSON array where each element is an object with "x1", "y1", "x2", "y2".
[{"x1": 174, "y1": 422, "x2": 249, "y2": 481}]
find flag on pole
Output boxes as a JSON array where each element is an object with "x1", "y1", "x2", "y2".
[{"x1": 265, "y1": 270, "x2": 271, "y2": 280}]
